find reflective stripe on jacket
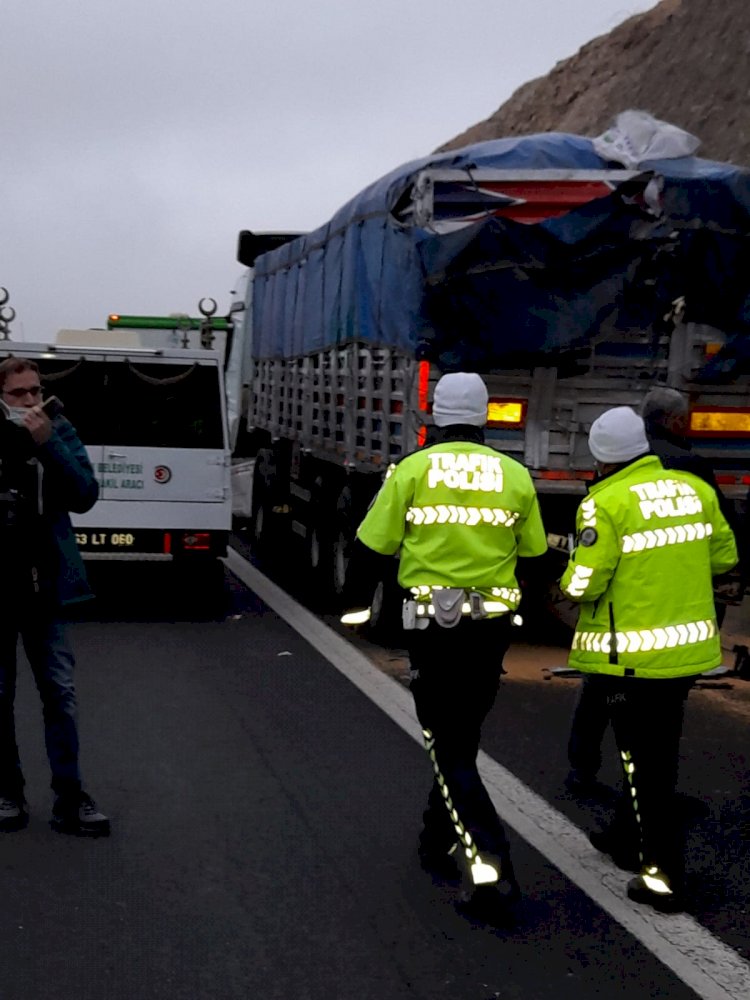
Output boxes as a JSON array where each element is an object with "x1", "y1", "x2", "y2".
[
  {"x1": 560, "y1": 455, "x2": 738, "y2": 678},
  {"x1": 356, "y1": 442, "x2": 547, "y2": 609}
]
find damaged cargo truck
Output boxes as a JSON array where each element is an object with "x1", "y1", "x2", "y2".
[{"x1": 233, "y1": 127, "x2": 750, "y2": 628}]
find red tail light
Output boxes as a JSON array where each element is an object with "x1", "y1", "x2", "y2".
[
  {"x1": 182, "y1": 532, "x2": 211, "y2": 551},
  {"x1": 536, "y1": 470, "x2": 595, "y2": 481},
  {"x1": 418, "y1": 361, "x2": 430, "y2": 412}
]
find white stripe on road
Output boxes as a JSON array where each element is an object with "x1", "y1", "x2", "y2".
[{"x1": 225, "y1": 548, "x2": 750, "y2": 1000}]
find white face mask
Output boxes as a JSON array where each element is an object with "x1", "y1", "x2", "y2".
[{"x1": 3, "y1": 405, "x2": 30, "y2": 426}]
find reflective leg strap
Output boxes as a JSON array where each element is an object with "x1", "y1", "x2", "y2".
[
  {"x1": 620, "y1": 749, "x2": 644, "y2": 868},
  {"x1": 621, "y1": 752, "x2": 677, "y2": 895},
  {"x1": 421, "y1": 728, "x2": 499, "y2": 886}
]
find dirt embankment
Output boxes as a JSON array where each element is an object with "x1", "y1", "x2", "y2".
[{"x1": 440, "y1": 0, "x2": 750, "y2": 166}]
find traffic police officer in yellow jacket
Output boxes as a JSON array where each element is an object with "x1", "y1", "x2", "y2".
[
  {"x1": 354, "y1": 372, "x2": 547, "y2": 923},
  {"x1": 560, "y1": 405, "x2": 738, "y2": 912}
]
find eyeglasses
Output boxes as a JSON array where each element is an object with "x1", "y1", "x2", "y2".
[{"x1": 4, "y1": 385, "x2": 43, "y2": 399}]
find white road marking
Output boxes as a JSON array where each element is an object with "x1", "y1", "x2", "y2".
[{"x1": 225, "y1": 548, "x2": 750, "y2": 1000}]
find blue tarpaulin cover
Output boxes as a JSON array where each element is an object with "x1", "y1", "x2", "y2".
[{"x1": 251, "y1": 132, "x2": 750, "y2": 377}]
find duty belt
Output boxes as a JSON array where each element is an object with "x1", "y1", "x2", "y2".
[{"x1": 402, "y1": 588, "x2": 513, "y2": 630}]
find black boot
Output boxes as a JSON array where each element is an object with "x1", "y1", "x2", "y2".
[
  {"x1": 456, "y1": 854, "x2": 521, "y2": 928},
  {"x1": 627, "y1": 868, "x2": 684, "y2": 914}
]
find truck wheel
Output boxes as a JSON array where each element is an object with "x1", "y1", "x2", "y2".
[
  {"x1": 308, "y1": 519, "x2": 325, "y2": 574},
  {"x1": 332, "y1": 486, "x2": 356, "y2": 600},
  {"x1": 304, "y1": 504, "x2": 335, "y2": 607},
  {"x1": 365, "y1": 562, "x2": 403, "y2": 645},
  {"x1": 251, "y1": 482, "x2": 272, "y2": 558},
  {"x1": 332, "y1": 527, "x2": 350, "y2": 600},
  {"x1": 302, "y1": 478, "x2": 338, "y2": 603},
  {"x1": 250, "y1": 449, "x2": 291, "y2": 563}
]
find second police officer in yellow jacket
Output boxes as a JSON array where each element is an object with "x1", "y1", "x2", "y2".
[
  {"x1": 353, "y1": 372, "x2": 547, "y2": 925},
  {"x1": 560, "y1": 406, "x2": 738, "y2": 912}
]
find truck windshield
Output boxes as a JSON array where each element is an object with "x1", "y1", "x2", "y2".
[{"x1": 36, "y1": 358, "x2": 225, "y2": 448}]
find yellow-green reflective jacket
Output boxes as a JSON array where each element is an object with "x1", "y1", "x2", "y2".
[
  {"x1": 356, "y1": 442, "x2": 547, "y2": 611},
  {"x1": 560, "y1": 455, "x2": 738, "y2": 678}
]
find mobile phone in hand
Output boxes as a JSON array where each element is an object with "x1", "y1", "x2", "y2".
[{"x1": 41, "y1": 395, "x2": 64, "y2": 418}]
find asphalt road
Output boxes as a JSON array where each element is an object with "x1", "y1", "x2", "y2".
[{"x1": 1, "y1": 557, "x2": 749, "y2": 1000}]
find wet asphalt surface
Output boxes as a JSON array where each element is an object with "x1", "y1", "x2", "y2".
[{"x1": 0, "y1": 550, "x2": 748, "y2": 999}]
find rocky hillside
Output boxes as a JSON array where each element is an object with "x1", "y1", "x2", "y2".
[{"x1": 440, "y1": 0, "x2": 750, "y2": 166}]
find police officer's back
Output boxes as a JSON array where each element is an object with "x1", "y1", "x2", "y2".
[
  {"x1": 353, "y1": 372, "x2": 547, "y2": 925},
  {"x1": 560, "y1": 406, "x2": 737, "y2": 912}
]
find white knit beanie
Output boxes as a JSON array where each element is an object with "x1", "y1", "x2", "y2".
[
  {"x1": 588, "y1": 406, "x2": 650, "y2": 463},
  {"x1": 432, "y1": 373, "x2": 488, "y2": 427}
]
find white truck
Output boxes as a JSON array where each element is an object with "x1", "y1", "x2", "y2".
[{"x1": 0, "y1": 315, "x2": 233, "y2": 576}]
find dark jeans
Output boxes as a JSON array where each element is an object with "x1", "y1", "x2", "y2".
[
  {"x1": 0, "y1": 614, "x2": 82, "y2": 800},
  {"x1": 407, "y1": 615, "x2": 512, "y2": 872},
  {"x1": 591, "y1": 674, "x2": 694, "y2": 881}
]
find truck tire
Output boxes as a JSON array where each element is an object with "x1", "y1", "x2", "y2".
[
  {"x1": 332, "y1": 486, "x2": 356, "y2": 601},
  {"x1": 251, "y1": 449, "x2": 289, "y2": 562},
  {"x1": 304, "y1": 488, "x2": 336, "y2": 608},
  {"x1": 365, "y1": 561, "x2": 403, "y2": 645},
  {"x1": 307, "y1": 516, "x2": 326, "y2": 576},
  {"x1": 250, "y1": 478, "x2": 272, "y2": 558}
]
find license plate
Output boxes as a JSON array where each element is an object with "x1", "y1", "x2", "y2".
[{"x1": 74, "y1": 530, "x2": 162, "y2": 553}]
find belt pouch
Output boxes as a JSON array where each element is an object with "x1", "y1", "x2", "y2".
[{"x1": 432, "y1": 588, "x2": 465, "y2": 628}]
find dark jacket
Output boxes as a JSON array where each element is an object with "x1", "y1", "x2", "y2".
[
  {"x1": 39, "y1": 416, "x2": 99, "y2": 605},
  {"x1": 647, "y1": 425, "x2": 736, "y2": 525},
  {"x1": 4, "y1": 415, "x2": 99, "y2": 607},
  {"x1": 647, "y1": 424, "x2": 746, "y2": 593}
]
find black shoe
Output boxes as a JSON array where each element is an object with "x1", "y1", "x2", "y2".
[
  {"x1": 589, "y1": 828, "x2": 640, "y2": 873},
  {"x1": 456, "y1": 879, "x2": 522, "y2": 928},
  {"x1": 0, "y1": 795, "x2": 29, "y2": 832},
  {"x1": 627, "y1": 871, "x2": 683, "y2": 914},
  {"x1": 51, "y1": 791, "x2": 110, "y2": 837}
]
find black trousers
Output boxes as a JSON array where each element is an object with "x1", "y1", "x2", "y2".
[
  {"x1": 591, "y1": 673, "x2": 694, "y2": 881},
  {"x1": 407, "y1": 616, "x2": 512, "y2": 874},
  {"x1": 567, "y1": 603, "x2": 725, "y2": 778},
  {"x1": 567, "y1": 674, "x2": 610, "y2": 778}
]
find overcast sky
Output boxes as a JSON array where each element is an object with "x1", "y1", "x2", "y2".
[{"x1": 1, "y1": 0, "x2": 659, "y2": 341}]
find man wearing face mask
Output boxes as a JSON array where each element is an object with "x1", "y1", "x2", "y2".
[
  {"x1": 0, "y1": 357, "x2": 109, "y2": 837},
  {"x1": 560, "y1": 406, "x2": 737, "y2": 912}
]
